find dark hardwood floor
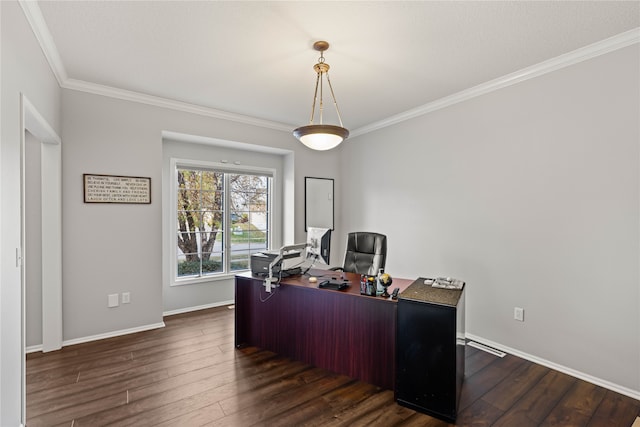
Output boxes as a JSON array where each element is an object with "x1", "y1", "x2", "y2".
[{"x1": 26, "y1": 305, "x2": 640, "y2": 426}]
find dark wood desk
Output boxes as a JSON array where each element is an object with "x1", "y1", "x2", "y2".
[{"x1": 235, "y1": 270, "x2": 413, "y2": 390}]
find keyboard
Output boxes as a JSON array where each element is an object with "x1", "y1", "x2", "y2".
[{"x1": 318, "y1": 280, "x2": 350, "y2": 291}]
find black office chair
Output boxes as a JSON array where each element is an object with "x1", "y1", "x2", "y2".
[{"x1": 335, "y1": 232, "x2": 387, "y2": 276}]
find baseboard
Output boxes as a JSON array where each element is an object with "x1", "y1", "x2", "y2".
[
  {"x1": 62, "y1": 322, "x2": 166, "y2": 348},
  {"x1": 27, "y1": 302, "x2": 234, "y2": 353},
  {"x1": 163, "y1": 299, "x2": 235, "y2": 317},
  {"x1": 465, "y1": 333, "x2": 640, "y2": 401},
  {"x1": 26, "y1": 344, "x2": 43, "y2": 354}
]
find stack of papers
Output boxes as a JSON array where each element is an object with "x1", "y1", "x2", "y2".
[{"x1": 424, "y1": 277, "x2": 464, "y2": 290}]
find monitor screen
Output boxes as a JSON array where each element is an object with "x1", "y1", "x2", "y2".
[{"x1": 306, "y1": 227, "x2": 331, "y2": 265}]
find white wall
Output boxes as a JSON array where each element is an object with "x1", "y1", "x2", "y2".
[
  {"x1": 25, "y1": 131, "x2": 42, "y2": 348},
  {"x1": 0, "y1": 1, "x2": 62, "y2": 425},
  {"x1": 61, "y1": 89, "x2": 341, "y2": 341},
  {"x1": 340, "y1": 45, "x2": 640, "y2": 394}
]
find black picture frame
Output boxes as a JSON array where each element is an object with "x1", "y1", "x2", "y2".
[
  {"x1": 304, "y1": 176, "x2": 334, "y2": 231},
  {"x1": 83, "y1": 173, "x2": 151, "y2": 204}
]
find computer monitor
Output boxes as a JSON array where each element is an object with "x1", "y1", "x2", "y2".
[{"x1": 306, "y1": 227, "x2": 331, "y2": 265}]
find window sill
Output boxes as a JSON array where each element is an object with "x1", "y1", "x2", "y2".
[{"x1": 171, "y1": 270, "x2": 249, "y2": 287}]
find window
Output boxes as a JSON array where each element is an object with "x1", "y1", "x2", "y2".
[{"x1": 174, "y1": 164, "x2": 271, "y2": 281}]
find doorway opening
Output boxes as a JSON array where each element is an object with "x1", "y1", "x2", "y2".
[{"x1": 21, "y1": 94, "x2": 62, "y2": 422}]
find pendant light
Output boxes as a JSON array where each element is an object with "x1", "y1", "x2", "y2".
[{"x1": 293, "y1": 41, "x2": 349, "y2": 151}]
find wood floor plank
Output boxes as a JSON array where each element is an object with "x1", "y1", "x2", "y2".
[
  {"x1": 28, "y1": 340, "x2": 229, "y2": 408},
  {"x1": 26, "y1": 371, "x2": 80, "y2": 396},
  {"x1": 287, "y1": 380, "x2": 381, "y2": 426},
  {"x1": 26, "y1": 350, "x2": 134, "y2": 385},
  {"x1": 456, "y1": 398, "x2": 505, "y2": 426},
  {"x1": 26, "y1": 388, "x2": 127, "y2": 427},
  {"x1": 458, "y1": 353, "x2": 524, "y2": 410},
  {"x1": 73, "y1": 351, "x2": 297, "y2": 426},
  {"x1": 492, "y1": 369, "x2": 576, "y2": 426},
  {"x1": 26, "y1": 328, "x2": 227, "y2": 388},
  {"x1": 151, "y1": 402, "x2": 226, "y2": 427},
  {"x1": 338, "y1": 397, "x2": 416, "y2": 427},
  {"x1": 208, "y1": 371, "x2": 355, "y2": 426},
  {"x1": 464, "y1": 347, "x2": 500, "y2": 377},
  {"x1": 28, "y1": 342, "x2": 243, "y2": 408},
  {"x1": 397, "y1": 414, "x2": 453, "y2": 427},
  {"x1": 216, "y1": 364, "x2": 323, "y2": 416},
  {"x1": 27, "y1": 368, "x2": 170, "y2": 418},
  {"x1": 587, "y1": 390, "x2": 640, "y2": 427},
  {"x1": 161, "y1": 344, "x2": 265, "y2": 378},
  {"x1": 481, "y1": 358, "x2": 549, "y2": 411},
  {"x1": 540, "y1": 379, "x2": 608, "y2": 426},
  {"x1": 108, "y1": 354, "x2": 309, "y2": 427},
  {"x1": 28, "y1": 324, "x2": 207, "y2": 371},
  {"x1": 62, "y1": 339, "x2": 225, "y2": 385},
  {"x1": 26, "y1": 326, "x2": 206, "y2": 374},
  {"x1": 276, "y1": 381, "x2": 375, "y2": 426},
  {"x1": 313, "y1": 389, "x2": 396, "y2": 426},
  {"x1": 25, "y1": 305, "x2": 640, "y2": 427}
]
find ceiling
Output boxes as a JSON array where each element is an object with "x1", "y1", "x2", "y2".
[{"x1": 31, "y1": 1, "x2": 640, "y2": 135}]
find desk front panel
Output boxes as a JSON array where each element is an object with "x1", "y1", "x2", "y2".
[{"x1": 235, "y1": 272, "x2": 412, "y2": 390}]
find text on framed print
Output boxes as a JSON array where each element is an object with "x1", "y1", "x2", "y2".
[{"x1": 83, "y1": 174, "x2": 151, "y2": 204}]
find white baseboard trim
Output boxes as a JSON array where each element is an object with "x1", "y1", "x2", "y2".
[
  {"x1": 465, "y1": 333, "x2": 640, "y2": 401},
  {"x1": 62, "y1": 322, "x2": 166, "y2": 348},
  {"x1": 163, "y1": 299, "x2": 235, "y2": 317},
  {"x1": 25, "y1": 344, "x2": 43, "y2": 354},
  {"x1": 28, "y1": 302, "x2": 234, "y2": 353}
]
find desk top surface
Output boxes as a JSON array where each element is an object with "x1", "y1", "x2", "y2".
[
  {"x1": 399, "y1": 278, "x2": 465, "y2": 306},
  {"x1": 237, "y1": 269, "x2": 414, "y2": 302}
]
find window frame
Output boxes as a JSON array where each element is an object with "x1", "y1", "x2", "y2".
[{"x1": 169, "y1": 157, "x2": 275, "y2": 286}]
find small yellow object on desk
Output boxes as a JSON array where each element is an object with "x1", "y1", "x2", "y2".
[
  {"x1": 379, "y1": 273, "x2": 392, "y2": 285},
  {"x1": 309, "y1": 276, "x2": 317, "y2": 283}
]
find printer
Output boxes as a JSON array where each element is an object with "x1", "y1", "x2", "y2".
[{"x1": 250, "y1": 248, "x2": 304, "y2": 277}]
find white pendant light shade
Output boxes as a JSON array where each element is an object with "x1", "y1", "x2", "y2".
[
  {"x1": 293, "y1": 124, "x2": 349, "y2": 151},
  {"x1": 293, "y1": 41, "x2": 349, "y2": 151}
]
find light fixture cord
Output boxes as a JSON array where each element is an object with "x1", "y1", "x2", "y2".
[
  {"x1": 309, "y1": 73, "x2": 320, "y2": 124},
  {"x1": 318, "y1": 67, "x2": 324, "y2": 124},
  {"x1": 325, "y1": 73, "x2": 344, "y2": 128},
  {"x1": 307, "y1": 49, "x2": 345, "y2": 128}
]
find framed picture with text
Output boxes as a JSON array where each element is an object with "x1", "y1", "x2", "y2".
[{"x1": 83, "y1": 174, "x2": 151, "y2": 204}]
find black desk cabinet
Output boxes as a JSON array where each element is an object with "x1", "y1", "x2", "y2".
[{"x1": 396, "y1": 278, "x2": 465, "y2": 423}]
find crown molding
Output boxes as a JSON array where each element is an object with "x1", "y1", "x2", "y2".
[
  {"x1": 19, "y1": 0, "x2": 293, "y2": 133},
  {"x1": 19, "y1": 0, "x2": 68, "y2": 85},
  {"x1": 20, "y1": 0, "x2": 638, "y2": 137},
  {"x1": 63, "y1": 78, "x2": 294, "y2": 132},
  {"x1": 351, "y1": 27, "x2": 640, "y2": 137}
]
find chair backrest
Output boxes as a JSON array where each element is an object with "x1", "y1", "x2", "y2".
[{"x1": 342, "y1": 232, "x2": 387, "y2": 276}]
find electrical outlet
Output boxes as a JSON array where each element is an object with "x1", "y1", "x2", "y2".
[
  {"x1": 514, "y1": 307, "x2": 524, "y2": 322},
  {"x1": 108, "y1": 293, "x2": 119, "y2": 308},
  {"x1": 122, "y1": 292, "x2": 131, "y2": 304}
]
